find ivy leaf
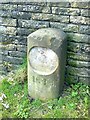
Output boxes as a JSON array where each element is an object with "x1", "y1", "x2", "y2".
[{"x1": 71, "y1": 91, "x2": 78, "y2": 97}]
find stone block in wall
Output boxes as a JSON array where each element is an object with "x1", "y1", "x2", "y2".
[
  {"x1": 32, "y1": 13, "x2": 52, "y2": 21},
  {"x1": 0, "y1": 10, "x2": 31, "y2": 20},
  {"x1": 17, "y1": 12, "x2": 31, "y2": 19},
  {"x1": 0, "y1": 10, "x2": 18, "y2": 18},
  {"x1": 0, "y1": 26, "x2": 16, "y2": 35},
  {"x1": 12, "y1": 36, "x2": 27, "y2": 45},
  {"x1": 17, "y1": 2, "x2": 47, "y2": 6},
  {"x1": 32, "y1": 13, "x2": 69, "y2": 23},
  {"x1": 66, "y1": 66, "x2": 90, "y2": 77},
  {"x1": 8, "y1": 51, "x2": 26, "y2": 57},
  {"x1": 52, "y1": 7, "x2": 80, "y2": 16},
  {"x1": 78, "y1": 25, "x2": 90, "y2": 35},
  {"x1": 18, "y1": 5, "x2": 51, "y2": 13},
  {"x1": 0, "y1": 17, "x2": 17, "y2": 27},
  {"x1": 1, "y1": 34, "x2": 16, "y2": 44},
  {"x1": 67, "y1": 59, "x2": 90, "y2": 68},
  {"x1": 67, "y1": 42, "x2": 90, "y2": 53},
  {"x1": 1, "y1": 34, "x2": 27, "y2": 45},
  {"x1": 70, "y1": 16, "x2": 90, "y2": 25},
  {"x1": 1, "y1": 49, "x2": 26, "y2": 58},
  {"x1": 61, "y1": 23, "x2": 78, "y2": 32},
  {"x1": 50, "y1": 22, "x2": 79, "y2": 32},
  {"x1": 0, "y1": 4, "x2": 17, "y2": 10},
  {"x1": 71, "y1": 2, "x2": 90, "y2": 9},
  {"x1": 66, "y1": 74, "x2": 89, "y2": 85},
  {"x1": 0, "y1": 50, "x2": 8, "y2": 56},
  {"x1": 67, "y1": 51, "x2": 90, "y2": 62},
  {"x1": 2, "y1": 55, "x2": 23, "y2": 65},
  {"x1": 50, "y1": 2, "x2": 70, "y2": 7},
  {"x1": 16, "y1": 28, "x2": 35, "y2": 36},
  {"x1": 52, "y1": 7, "x2": 67, "y2": 15},
  {"x1": 18, "y1": 19, "x2": 49, "y2": 28},
  {"x1": 81, "y1": 9, "x2": 90, "y2": 17},
  {"x1": 42, "y1": 6, "x2": 51, "y2": 13},
  {"x1": 1, "y1": 44, "x2": 27, "y2": 53},
  {"x1": 15, "y1": 44, "x2": 27, "y2": 52},
  {"x1": 1, "y1": 44, "x2": 17, "y2": 51},
  {"x1": 67, "y1": 33, "x2": 90, "y2": 43}
]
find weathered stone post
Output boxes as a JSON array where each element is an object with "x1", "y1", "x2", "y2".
[{"x1": 27, "y1": 28, "x2": 67, "y2": 101}]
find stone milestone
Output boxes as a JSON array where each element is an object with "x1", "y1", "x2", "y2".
[{"x1": 27, "y1": 28, "x2": 67, "y2": 101}]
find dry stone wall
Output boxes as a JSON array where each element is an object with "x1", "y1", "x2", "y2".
[{"x1": 0, "y1": 2, "x2": 90, "y2": 84}]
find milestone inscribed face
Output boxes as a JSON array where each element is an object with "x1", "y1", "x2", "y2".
[{"x1": 29, "y1": 47, "x2": 59, "y2": 75}]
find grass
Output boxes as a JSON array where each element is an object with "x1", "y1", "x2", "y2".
[
  {"x1": 0, "y1": 58, "x2": 89, "y2": 119},
  {"x1": 0, "y1": 79, "x2": 89, "y2": 118}
]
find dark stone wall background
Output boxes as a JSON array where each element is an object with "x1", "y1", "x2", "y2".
[{"x1": 0, "y1": 2, "x2": 90, "y2": 84}]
